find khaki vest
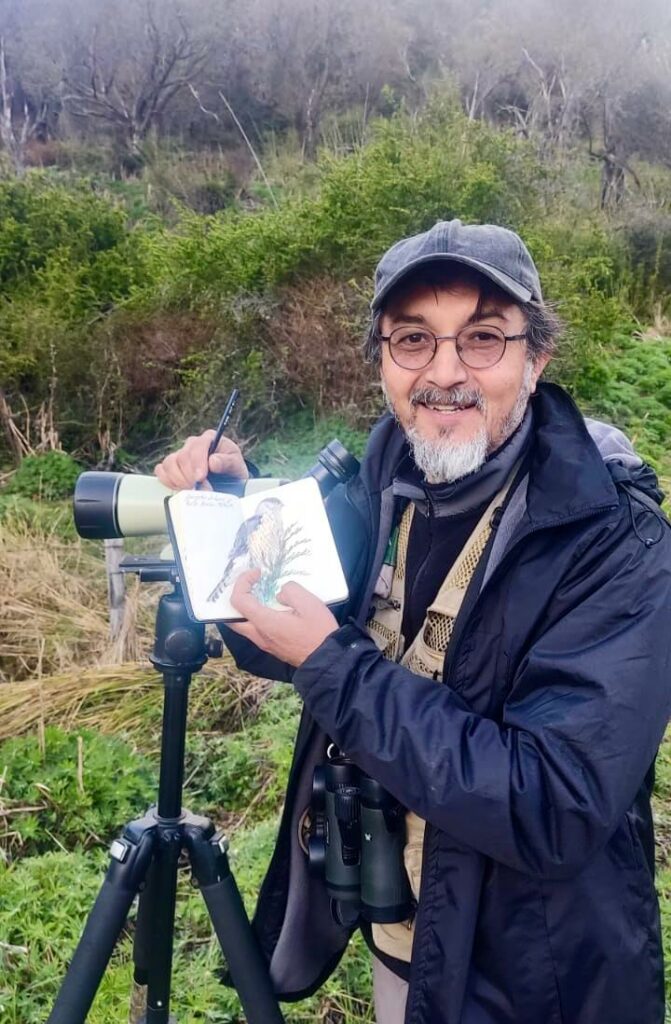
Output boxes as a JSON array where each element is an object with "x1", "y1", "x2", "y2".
[{"x1": 366, "y1": 477, "x2": 515, "y2": 962}]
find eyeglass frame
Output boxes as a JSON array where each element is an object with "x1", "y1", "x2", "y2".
[{"x1": 378, "y1": 323, "x2": 528, "y2": 370}]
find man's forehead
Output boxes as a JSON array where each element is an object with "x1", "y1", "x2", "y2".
[{"x1": 382, "y1": 279, "x2": 519, "y2": 321}]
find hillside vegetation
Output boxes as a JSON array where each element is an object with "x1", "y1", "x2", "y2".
[{"x1": 0, "y1": 94, "x2": 669, "y2": 480}]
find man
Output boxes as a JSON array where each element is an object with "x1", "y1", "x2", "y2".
[{"x1": 155, "y1": 220, "x2": 671, "y2": 1024}]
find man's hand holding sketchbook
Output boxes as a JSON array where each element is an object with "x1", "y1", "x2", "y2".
[{"x1": 165, "y1": 477, "x2": 348, "y2": 623}]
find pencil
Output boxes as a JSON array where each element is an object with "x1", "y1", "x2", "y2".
[{"x1": 207, "y1": 387, "x2": 241, "y2": 457}]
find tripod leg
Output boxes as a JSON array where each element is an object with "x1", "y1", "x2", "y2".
[
  {"x1": 142, "y1": 823, "x2": 182, "y2": 1023},
  {"x1": 185, "y1": 822, "x2": 285, "y2": 1024},
  {"x1": 134, "y1": 858, "x2": 160, "y2": 984},
  {"x1": 48, "y1": 824, "x2": 155, "y2": 1024}
]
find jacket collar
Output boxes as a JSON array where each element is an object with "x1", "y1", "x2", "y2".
[{"x1": 524, "y1": 382, "x2": 618, "y2": 526}]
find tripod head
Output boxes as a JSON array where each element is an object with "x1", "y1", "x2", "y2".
[
  {"x1": 119, "y1": 554, "x2": 178, "y2": 584},
  {"x1": 119, "y1": 555, "x2": 223, "y2": 672}
]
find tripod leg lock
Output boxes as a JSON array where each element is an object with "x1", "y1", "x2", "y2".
[
  {"x1": 184, "y1": 819, "x2": 231, "y2": 887},
  {"x1": 107, "y1": 811, "x2": 158, "y2": 891}
]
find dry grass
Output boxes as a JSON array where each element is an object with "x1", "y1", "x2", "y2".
[
  {"x1": 0, "y1": 518, "x2": 156, "y2": 681},
  {"x1": 0, "y1": 659, "x2": 271, "y2": 743},
  {"x1": 0, "y1": 514, "x2": 272, "y2": 735},
  {"x1": 637, "y1": 303, "x2": 671, "y2": 341}
]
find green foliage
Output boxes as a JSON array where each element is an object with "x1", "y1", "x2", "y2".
[
  {"x1": 0, "y1": 495, "x2": 77, "y2": 539},
  {"x1": 0, "y1": 819, "x2": 373, "y2": 1023},
  {"x1": 0, "y1": 727, "x2": 156, "y2": 858},
  {"x1": 578, "y1": 334, "x2": 671, "y2": 476},
  {"x1": 620, "y1": 215, "x2": 671, "y2": 315},
  {"x1": 134, "y1": 95, "x2": 543, "y2": 310},
  {"x1": 0, "y1": 173, "x2": 149, "y2": 459},
  {"x1": 0, "y1": 176, "x2": 126, "y2": 287},
  {"x1": 0, "y1": 691, "x2": 370, "y2": 1023},
  {"x1": 253, "y1": 409, "x2": 370, "y2": 478},
  {"x1": 658, "y1": 867, "x2": 671, "y2": 1007},
  {"x1": 0, "y1": 849, "x2": 123, "y2": 1024},
  {"x1": 0, "y1": 89, "x2": 667, "y2": 485},
  {"x1": 184, "y1": 688, "x2": 301, "y2": 821},
  {"x1": 4, "y1": 451, "x2": 82, "y2": 501}
]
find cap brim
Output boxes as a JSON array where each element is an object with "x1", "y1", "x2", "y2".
[{"x1": 371, "y1": 254, "x2": 534, "y2": 311}]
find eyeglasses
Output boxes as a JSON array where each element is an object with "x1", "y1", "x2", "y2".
[{"x1": 379, "y1": 324, "x2": 527, "y2": 370}]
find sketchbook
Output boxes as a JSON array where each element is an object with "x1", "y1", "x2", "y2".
[{"x1": 165, "y1": 477, "x2": 349, "y2": 622}]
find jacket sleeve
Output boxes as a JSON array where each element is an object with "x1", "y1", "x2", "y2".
[
  {"x1": 292, "y1": 517, "x2": 671, "y2": 879},
  {"x1": 219, "y1": 479, "x2": 370, "y2": 683}
]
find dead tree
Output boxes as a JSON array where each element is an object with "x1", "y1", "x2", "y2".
[
  {"x1": 0, "y1": 36, "x2": 40, "y2": 176},
  {"x1": 63, "y1": 5, "x2": 207, "y2": 167},
  {"x1": 586, "y1": 99, "x2": 641, "y2": 209}
]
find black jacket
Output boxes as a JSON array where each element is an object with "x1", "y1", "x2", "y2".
[{"x1": 223, "y1": 382, "x2": 671, "y2": 1024}]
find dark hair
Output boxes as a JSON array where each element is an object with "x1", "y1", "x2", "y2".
[{"x1": 363, "y1": 264, "x2": 562, "y2": 365}]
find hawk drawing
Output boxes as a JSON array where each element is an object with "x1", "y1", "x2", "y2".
[{"x1": 207, "y1": 497, "x2": 285, "y2": 602}]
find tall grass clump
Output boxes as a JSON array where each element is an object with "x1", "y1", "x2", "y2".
[{"x1": 0, "y1": 516, "x2": 153, "y2": 681}]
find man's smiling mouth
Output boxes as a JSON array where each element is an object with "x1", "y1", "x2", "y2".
[
  {"x1": 422, "y1": 401, "x2": 476, "y2": 412},
  {"x1": 411, "y1": 388, "x2": 484, "y2": 415}
]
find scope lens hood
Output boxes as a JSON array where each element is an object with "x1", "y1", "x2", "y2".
[{"x1": 73, "y1": 471, "x2": 122, "y2": 539}]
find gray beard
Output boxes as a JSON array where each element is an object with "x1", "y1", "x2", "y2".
[{"x1": 383, "y1": 363, "x2": 534, "y2": 484}]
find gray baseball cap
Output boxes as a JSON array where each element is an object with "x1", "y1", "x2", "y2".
[{"x1": 371, "y1": 219, "x2": 543, "y2": 311}]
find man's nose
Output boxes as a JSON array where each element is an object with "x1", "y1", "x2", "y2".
[{"x1": 424, "y1": 338, "x2": 470, "y2": 388}]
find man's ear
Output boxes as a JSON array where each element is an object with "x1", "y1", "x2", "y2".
[{"x1": 530, "y1": 354, "x2": 551, "y2": 393}]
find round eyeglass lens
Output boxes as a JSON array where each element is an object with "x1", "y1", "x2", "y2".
[
  {"x1": 388, "y1": 325, "x2": 506, "y2": 369},
  {"x1": 388, "y1": 327, "x2": 436, "y2": 368},
  {"x1": 457, "y1": 325, "x2": 506, "y2": 367}
]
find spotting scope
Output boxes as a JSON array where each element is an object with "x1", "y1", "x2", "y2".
[{"x1": 73, "y1": 439, "x2": 359, "y2": 540}]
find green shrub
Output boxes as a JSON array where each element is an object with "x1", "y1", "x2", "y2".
[
  {"x1": 0, "y1": 495, "x2": 77, "y2": 539},
  {"x1": 0, "y1": 92, "x2": 666, "y2": 466},
  {"x1": 5, "y1": 452, "x2": 82, "y2": 502},
  {"x1": 620, "y1": 214, "x2": 671, "y2": 315},
  {"x1": 184, "y1": 688, "x2": 302, "y2": 822},
  {"x1": 579, "y1": 333, "x2": 671, "y2": 476},
  {"x1": 0, "y1": 175, "x2": 126, "y2": 287},
  {"x1": 134, "y1": 94, "x2": 544, "y2": 311},
  {"x1": 0, "y1": 727, "x2": 156, "y2": 858}
]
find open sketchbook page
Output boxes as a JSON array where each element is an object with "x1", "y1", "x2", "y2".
[{"x1": 167, "y1": 477, "x2": 348, "y2": 622}]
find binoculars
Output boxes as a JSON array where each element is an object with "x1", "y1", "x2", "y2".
[{"x1": 308, "y1": 748, "x2": 413, "y2": 926}]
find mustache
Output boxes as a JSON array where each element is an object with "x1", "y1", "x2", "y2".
[{"x1": 410, "y1": 386, "x2": 486, "y2": 411}]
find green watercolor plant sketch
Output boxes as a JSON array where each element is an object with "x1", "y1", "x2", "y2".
[{"x1": 207, "y1": 496, "x2": 311, "y2": 605}]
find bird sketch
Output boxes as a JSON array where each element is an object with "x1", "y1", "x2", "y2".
[{"x1": 207, "y1": 496, "x2": 311, "y2": 605}]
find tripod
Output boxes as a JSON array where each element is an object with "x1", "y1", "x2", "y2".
[{"x1": 48, "y1": 561, "x2": 285, "y2": 1024}]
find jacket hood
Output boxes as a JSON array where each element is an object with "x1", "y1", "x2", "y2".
[{"x1": 585, "y1": 416, "x2": 665, "y2": 506}]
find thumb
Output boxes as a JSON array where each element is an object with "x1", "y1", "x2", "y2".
[
  {"x1": 277, "y1": 581, "x2": 318, "y2": 613},
  {"x1": 230, "y1": 569, "x2": 262, "y2": 616}
]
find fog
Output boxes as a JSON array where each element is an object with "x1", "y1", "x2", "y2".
[{"x1": 0, "y1": 0, "x2": 668, "y2": 174}]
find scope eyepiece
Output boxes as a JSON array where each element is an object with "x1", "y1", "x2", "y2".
[{"x1": 303, "y1": 439, "x2": 360, "y2": 499}]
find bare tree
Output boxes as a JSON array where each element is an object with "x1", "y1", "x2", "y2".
[
  {"x1": 63, "y1": 2, "x2": 208, "y2": 165},
  {"x1": 0, "y1": 35, "x2": 41, "y2": 174}
]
